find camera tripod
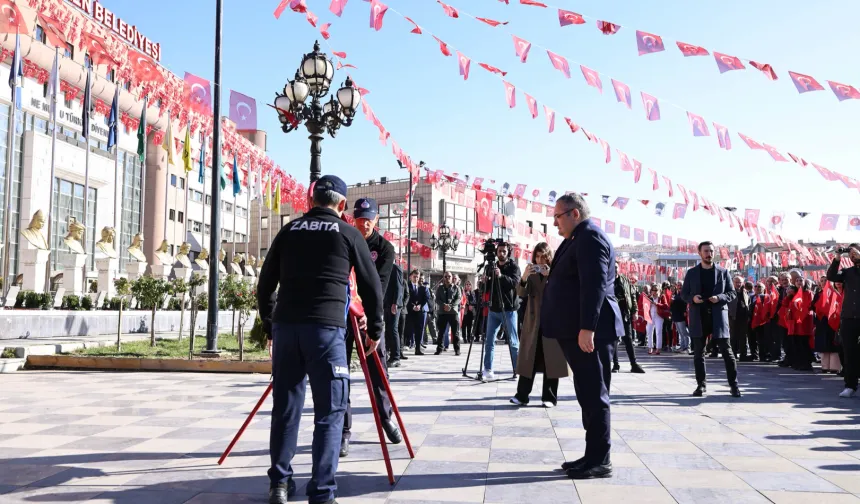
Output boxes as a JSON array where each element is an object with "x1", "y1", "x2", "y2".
[{"x1": 462, "y1": 254, "x2": 517, "y2": 382}]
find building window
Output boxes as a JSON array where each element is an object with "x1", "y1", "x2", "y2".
[
  {"x1": 191, "y1": 220, "x2": 201, "y2": 233},
  {"x1": 223, "y1": 229, "x2": 232, "y2": 241},
  {"x1": 179, "y1": 177, "x2": 185, "y2": 189},
  {"x1": 50, "y1": 178, "x2": 98, "y2": 272},
  {"x1": 223, "y1": 201, "x2": 233, "y2": 213},
  {"x1": 526, "y1": 220, "x2": 533, "y2": 230},
  {"x1": 169, "y1": 209, "x2": 175, "y2": 221},
  {"x1": 178, "y1": 211, "x2": 184, "y2": 223},
  {"x1": 205, "y1": 194, "x2": 211, "y2": 205},
  {"x1": 84, "y1": 53, "x2": 91, "y2": 69},
  {"x1": 170, "y1": 174, "x2": 177, "y2": 187},
  {"x1": 204, "y1": 224, "x2": 211, "y2": 235},
  {"x1": 0, "y1": 105, "x2": 23, "y2": 277},
  {"x1": 117, "y1": 150, "x2": 143, "y2": 270},
  {"x1": 107, "y1": 68, "x2": 115, "y2": 82},
  {"x1": 35, "y1": 25, "x2": 46, "y2": 44},
  {"x1": 123, "y1": 81, "x2": 131, "y2": 91},
  {"x1": 155, "y1": 98, "x2": 162, "y2": 109},
  {"x1": 376, "y1": 201, "x2": 418, "y2": 255},
  {"x1": 281, "y1": 215, "x2": 290, "y2": 227},
  {"x1": 64, "y1": 43, "x2": 73, "y2": 59},
  {"x1": 541, "y1": 224, "x2": 547, "y2": 235},
  {"x1": 441, "y1": 201, "x2": 476, "y2": 259},
  {"x1": 261, "y1": 216, "x2": 268, "y2": 229}
]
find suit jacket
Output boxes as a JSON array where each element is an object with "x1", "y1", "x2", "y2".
[
  {"x1": 681, "y1": 264, "x2": 736, "y2": 339},
  {"x1": 728, "y1": 288, "x2": 750, "y2": 322},
  {"x1": 541, "y1": 218, "x2": 625, "y2": 341},
  {"x1": 385, "y1": 263, "x2": 405, "y2": 309},
  {"x1": 406, "y1": 282, "x2": 430, "y2": 314}
]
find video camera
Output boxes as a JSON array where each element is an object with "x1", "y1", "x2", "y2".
[{"x1": 479, "y1": 238, "x2": 507, "y2": 264}]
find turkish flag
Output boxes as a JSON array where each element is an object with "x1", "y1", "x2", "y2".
[
  {"x1": 605, "y1": 221, "x2": 616, "y2": 234},
  {"x1": 438, "y1": 0, "x2": 458, "y2": 17},
  {"x1": 672, "y1": 203, "x2": 687, "y2": 220},
  {"x1": 184, "y1": 72, "x2": 212, "y2": 114},
  {"x1": 524, "y1": 93, "x2": 538, "y2": 118},
  {"x1": 404, "y1": 16, "x2": 422, "y2": 33},
  {"x1": 564, "y1": 117, "x2": 579, "y2": 133},
  {"x1": 676, "y1": 41, "x2": 709, "y2": 57},
  {"x1": 749, "y1": 61, "x2": 778, "y2": 80},
  {"x1": 636, "y1": 30, "x2": 665, "y2": 55},
  {"x1": 819, "y1": 214, "x2": 839, "y2": 231},
  {"x1": 127, "y1": 49, "x2": 164, "y2": 85},
  {"x1": 558, "y1": 9, "x2": 585, "y2": 26},
  {"x1": 738, "y1": 132, "x2": 765, "y2": 150},
  {"x1": 369, "y1": 0, "x2": 387, "y2": 31},
  {"x1": 648, "y1": 232, "x2": 658, "y2": 245},
  {"x1": 329, "y1": 0, "x2": 349, "y2": 16},
  {"x1": 612, "y1": 79, "x2": 632, "y2": 108},
  {"x1": 457, "y1": 51, "x2": 471, "y2": 80},
  {"x1": 514, "y1": 184, "x2": 527, "y2": 197},
  {"x1": 479, "y1": 63, "x2": 507, "y2": 76},
  {"x1": 662, "y1": 235, "x2": 673, "y2": 248},
  {"x1": 641, "y1": 92, "x2": 660, "y2": 120},
  {"x1": 477, "y1": 17, "x2": 507, "y2": 27},
  {"x1": 763, "y1": 144, "x2": 788, "y2": 162},
  {"x1": 611, "y1": 197, "x2": 629, "y2": 210},
  {"x1": 544, "y1": 105, "x2": 555, "y2": 133},
  {"x1": 580, "y1": 65, "x2": 603, "y2": 93},
  {"x1": 812, "y1": 163, "x2": 836, "y2": 181},
  {"x1": 36, "y1": 13, "x2": 67, "y2": 48},
  {"x1": 80, "y1": 31, "x2": 118, "y2": 68},
  {"x1": 633, "y1": 160, "x2": 642, "y2": 183},
  {"x1": 503, "y1": 80, "x2": 516, "y2": 107},
  {"x1": 649, "y1": 168, "x2": 659, "y2": 190},
  {"x1": 618, "y1": 150, "x2": 633, "y2": 172},
  {"x1": 634, "y1": 228, "x2": 644, "y2": 241},
  {"x1": 714, "y1": 122, "x2": 731, "y2": 150},
  {"x1": 521, "y1": 0, "x2": 548, "y2": 6},
  {"x1": 620, "y1": 225, "x2": 630, "y2": 239},
  {"x1": 744, "y1": 209, "x2": 760, "y2": 225},
  {"x1": 828, "y1": 81, "x2": 860, "y2": 101},
  {"x1": 547, "y1": 50, "x2": 571, "y2": 78},
  {"x1": 600, "y1": 139, "x2": 611, "y2": 163},
  {"x1": 512, "y1": 35, "x2": 532, "y2": 62},
  {"x1": 433, "y1": 36, "x2": 452, "y2": 56},
  {"x1": 0, "y1": 0, "x2": 27, "y2": 34},
  {"x1": 691, "y1": 191, "x2": 699, "y2": 211},
  {"x1": 714, "y1": 52, "x2": 745, "y2": 73},
  {"x1": 687, "y1": 112, "x2": 710, "y2": 136},
  {"x1": 229, "y1": 90, "x2": 257, "y2": 130},
  {"x1": 596, "y1": 20, "x2": 620, "y2": 35},
  {"x1": 789, "y1": 71, "x2": 824, "y2": 94},
  {"x1": 678, "y1": 184, "x2": 689, "y2": 204},
  {"x1": 662, "y1": 176, "x2": 674, "y2": 197},
  {"x1": 319, "y1": 22, "x2": 331, "y2": 39}
]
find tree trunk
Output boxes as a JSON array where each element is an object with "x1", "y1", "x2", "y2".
[
  {"x1": 116, "y1": 298, "x2": 123, "y2": 352},
  {"x1": 178, "y1": 296, "x2": 185, "y2": 342},
  {"x1": 239, "y1": 313, "x2": 244, "y2": 362},
  {"x1": 188, "y1": 288, "x2": 196, "y2": 360},
  {"x1": 150, "y1": 306, "x2": 157, "y2": 347}
]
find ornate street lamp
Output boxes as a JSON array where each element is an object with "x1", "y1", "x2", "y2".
[
  {"x1": 430, "y1": 223, "x2": 459, "y2": 275},
  {"x1": 273, "y1": 41, "x2": 362, "y2": 183}
]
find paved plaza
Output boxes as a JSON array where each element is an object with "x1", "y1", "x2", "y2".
[{"x1": 2, "y1": 346, "x2": 860, "y2": 503}]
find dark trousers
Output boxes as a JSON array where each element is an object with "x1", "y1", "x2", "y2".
[
  {"x1": 749, "y1": 325, "x2": 762, "y2": 359},
  {"x1": 613, "y1": 320, "x2": 638, "y2": 366},
  {"x1": 729, "y1": 317, "x2": 749, "y2": 358},
  {"x1": 343, "y1": 327, "x2": 391, "y2": 440},
  {"x1": 462, "y1": 312, "x2": 474, "y2": 342},
  {"x1": 404, "y1": 312, "x2": 426, "y2": 348},
  {"x1": 515, "y1": 335, "x2": 559, "y2": 405},
  {"x1": 437, "y1": 313, "x2": 461, "y2": 352},
  {"x1": 764, "y1": 319, "x2": 787, "y2": 361},
  {"x1": 786, "y1": 335, "x2": 813, "y2": 369},
  {"x1": 269, "y1": 323, "x2": 348, "y2": 503},
  {"x1": 398, "y1": 309, "x2": 407, "y2": 349},
  {"x1": 842, "y1": 318, "x2": 860, "y2": 390},
  {"x1": 560, "y1": 338, "x2": 616, "y2": 465},
  {"x1": 692, "y1": 337, "x2": 738, "y2": 388},
  {"x1": 385, "y1": 307, "x2": 401, "y2": 361}
]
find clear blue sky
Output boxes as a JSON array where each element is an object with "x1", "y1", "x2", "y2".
[{"x1": 118, "y1": 0, "x2": 860, "y2": 246}]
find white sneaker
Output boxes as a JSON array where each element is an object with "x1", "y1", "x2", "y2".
[
  {"x1": 542, "y1": 401, "x2": 555, "y2": 408},
  {"x1": 839, "y1": 388, "x2": 856, "y2": 398},
  {"x1": 483, "y1": 369, "x2": 495, "y2": 381},
  {"x1": 510, "y1": 397, "x2": 524, "y2": 406}
]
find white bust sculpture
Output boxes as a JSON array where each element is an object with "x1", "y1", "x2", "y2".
[
  {"x1": 64, "y1": 217, "x2": 86, "y2": 255},
  {"x1": 21, "y1": 209, "x2": 49, "y2": 251}
]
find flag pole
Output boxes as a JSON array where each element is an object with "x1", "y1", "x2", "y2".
[
  {"x1": 163, "y1": 111, "x2": 170, "y2": 243},
  {"x1": 255, "y1": 166, "x2": 261, "y2": 259},
  {"x1": 139, "y1": 97, "x2": 148, "y2": 251},
  {"x1": 2, "y1": 31, "x2": 20, "y2": 301},
  {"x1": 112, "y1": 89, "x2": 120, "y2": 246},
  {"x1": 44, "y1": 48, "x2": 59, "y2": 295},
  {"x1": 82, "y1": 64, "x2": 92, "y2": 294},
  {"x1": 246, "y1": 171, "x2": 250, "y2": 259},
  {"x1": 205, "y1": 0, "x2": 224, "y2": 353}
]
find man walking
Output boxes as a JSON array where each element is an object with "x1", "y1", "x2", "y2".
[
  {"x1": 681, "y1": 241, "x2": 741, "y2": 398},
  {"x1": 435, "y1": 271, "x2": 463, "y2": 355},
  {"x1": 257, "y1": 175, "x2": 384, "y2": 504},
  {"x1": 612, "y1": 273, "x2": 645, "y2": 374},
  {"x1": 404, "y1": 269, "x2": 430, "y2": 355},
  {"x1": 543, "y1": 194, "x2": 624, "y2": 479},
  {"x1": 386, "y1": 262, "x2": 405, "y2": 367},
  {"x1": 729, "y1": 275, "x2": 752, "y2": 361}
]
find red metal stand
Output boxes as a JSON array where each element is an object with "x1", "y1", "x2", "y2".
[{"x1": 217, "y1": 315, "x2": 414, "y2": 486}]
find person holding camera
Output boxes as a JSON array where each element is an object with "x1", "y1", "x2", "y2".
[
  {"x1": 827, "y1": 244, "x2": 860, "y2": 398},
  {"x1": 482, "y1": 241, "x2": 522, "y2": 381},
  {"x1": 681, "y1": 241, "x2": 741, "y2": 398},
  {"x1": 256, "y1": 175, "x2": 384, "y2": 504},
  {"x1": 511, "y1": 242, "x2": 569, "y2": 407},
  {"x1": 435, "y1": 272, "x2": 463, "y2": 355}
]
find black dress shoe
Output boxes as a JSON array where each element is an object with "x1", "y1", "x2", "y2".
[
  {"x1": 434, "y1": 349, "x2": 442, "y2": 355},
  {"x1": 340, "y1": 438, "x2": 349, "y2": 457},
  {"x1": 630, "y1": 363, "x2": 646, "y2": 374},
  {"x1": 778, "y1": 360, "x2": 790, "y2": 368},
  {"x1": 455, "y1": 349, "x2": 461, "y2": 356},
  {"x1": 561, "y1": 457, "x2": 586, "y2": 472},
  {"x1": 611, "y1": 363, "x2": 620, "y2": 373},
  {"x1": 730, "y1": 386, "x2": 742, "y2": 398},
  {"x1": 382, "y1": 419, "x2": 403, "y2": 444},
  {"x1": 415, "y1": 349, "x2": 425, "y2": 356},
  {"x1": 399, "y1": 354, "x2": 409, "y2": 360},
  {"x1": 268, "y1": 479, "x2": 296, "y2": 504},
  {"x1": 567, "y1": 462, "x2": 613, "y2": 479},
  {"x1": 692, "y1": 384, "x2": 707, "y2": 397}
]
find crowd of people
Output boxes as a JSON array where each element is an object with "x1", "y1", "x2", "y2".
[{"x1": 255, "y1": 173, "x2": 860, "y2": 503}]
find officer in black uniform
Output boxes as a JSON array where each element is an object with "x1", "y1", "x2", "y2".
[
  {"x1": 340, "y1": 198, "x2": 402, "y2": 457},
  {"x1": 257, "y1": 175, "x2": 383, "y2": 504}
]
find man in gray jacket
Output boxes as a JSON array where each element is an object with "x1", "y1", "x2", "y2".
[{"x1": 435, "y1": 271, "x2": 463, "y2": 355}]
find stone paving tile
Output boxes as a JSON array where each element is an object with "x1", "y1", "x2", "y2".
[{"x1": 1, "y1": 351, "x2": 860, "y2": 502}]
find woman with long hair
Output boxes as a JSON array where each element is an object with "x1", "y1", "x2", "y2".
[
  {"x1": 787, "y1": 277, "x2": 814, "y2": 371},
  {"x1": 813, "y1": 277, "x2": 839, "y2": 373},
  {"x1": 510, "y1": 242, "x2": 569, "y2": 407},
  {"x1": 645, "y1": 284, "x2": 668, "y2": 355}
]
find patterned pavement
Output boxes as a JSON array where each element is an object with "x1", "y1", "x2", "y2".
[{"x1": 2, "y1": 343, "x2": 860, "y2": 503}]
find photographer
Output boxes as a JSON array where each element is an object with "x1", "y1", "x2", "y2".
[
  {"x1": 827, "y1": 244, "x2": 860, "y2": 398},
  {"x1": 482, "y1": 241, "x2": 521, "y2": 381},
  {"x1": 435, "y1": 272, "x2": 463, "y2": 355}
]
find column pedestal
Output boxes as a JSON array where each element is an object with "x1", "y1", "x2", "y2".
[
  {"x1": 61, "y1": 254, "x2": 87, "y2": 296},
  {"x1": 126, "y1": 261, "x2": 147, "y2": 281},
  {"x1": 150, "y1": 264, "x2": 172, "y2": 281},
  {"x1": 96, "y1": 257, "x2": 119, "y2": 299},
  {"x1": 174, "y1": 267, "x2": 192, "y2": 283},
  {"x1": 20, "y1": 248, "x2": 50, "y2": 293}
]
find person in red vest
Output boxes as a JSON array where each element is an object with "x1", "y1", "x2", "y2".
[
  {"x1": 749, "y1": 283, "x2": 769, "y2": 361},
  {"x1": 637, "y1": 286, "x2": 652, "y2": 350},
  {"x1": 786, "y1": 277, "x2": 814, "y2": 371},
  {"x1": 830, "y1": 283, "x2": 845, "y2": 378},
  {"x1": 813, "y1": 277, "x2": 839, "y2": 373}
]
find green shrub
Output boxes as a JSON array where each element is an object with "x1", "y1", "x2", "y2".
[
  {"x1": 14, "y1": 290, "x2": 27, "y2": 308},
  {"x1": 196, "y1": 293, "x2": 208, "y2": 311},
  {"x1": 107, "y1": 296, "x2": 128, "y2": 310},
  {"x1": 81, "y1": 296, "x2": 94, "y2": 311},
  {"x1": 89, "y1": 280, "x2": 98, "y2": 294},
  {"x1": 167, "y1": 298, "x2": 182, "y2": 311},
  {"x1": 39, "y1": 292, "x2": 52, "y2": 310},
  {"x1": 63, "y1": 294, "x2": 81, "y2": 311},
  {"x1": 248, "y1": 315, "x2": 267, "y2": 350}
]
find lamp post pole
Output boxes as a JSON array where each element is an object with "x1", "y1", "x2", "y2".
[
  {"x1": 430, "y1": 223, "x2": 458, "y2": 277},
  {"x1": 274, "y1": 41, "x2": 361, "y2": 186}
]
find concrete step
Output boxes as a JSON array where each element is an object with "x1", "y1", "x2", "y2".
[{"x1": 0, "y1": 358, "x2": 26, "y2": 373}]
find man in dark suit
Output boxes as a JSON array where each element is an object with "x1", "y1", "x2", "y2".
[
  {"x1": 729, "y1": 275, "x2": 752, "y2": 361},
  {"x1": 386, "y1": 263, "x2": 405, "y2": 367},
  {"x1": 542, "y1": 194, "x2": 624, "y2": 480},
  {"x1": 681, "y1": 242, "x2": 741, "y2": 398},
  {"x1": 404, "y1": 269, "x2": 430, "y2": 355}
]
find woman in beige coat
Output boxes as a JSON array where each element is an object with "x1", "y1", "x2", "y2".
[{"x1": 510, "y1": 242, "x2": 570, "y2": 407}]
